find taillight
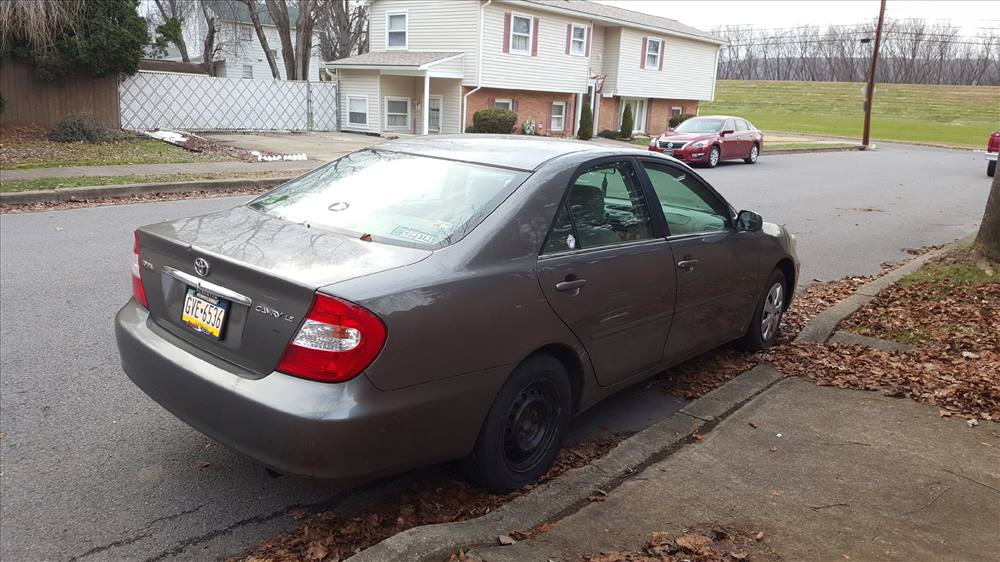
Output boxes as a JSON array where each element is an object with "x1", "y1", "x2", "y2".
[
  {"x1": 132, "y1": 231, "x2": 149, "y2": 309},
  {"x1": 276, "y1": 293, "x2": 386, "y2": 383}
]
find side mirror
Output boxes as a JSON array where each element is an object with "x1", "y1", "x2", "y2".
[
  {"x1": 735, "y1": 210, "x2": 763, "y2": 232},
  {"x1": 720, "y1": 129, "x2": 735, "y2": 137}
]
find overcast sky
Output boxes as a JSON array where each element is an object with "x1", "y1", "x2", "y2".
[{"x1": 595, "y1": 0, "x2": 1000, "y2": 36}]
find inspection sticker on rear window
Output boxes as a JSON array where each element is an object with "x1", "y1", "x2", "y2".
[{"x1": 391, "y1": 226, "x2": 438, "y2": 245}]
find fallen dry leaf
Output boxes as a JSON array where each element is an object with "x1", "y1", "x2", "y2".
[
  {"x1": 497, "y1": 534, "x2": 516, "y2": 545},
  {"x1": 304, "y1": 541, "x2": 327, "y2": 561}
]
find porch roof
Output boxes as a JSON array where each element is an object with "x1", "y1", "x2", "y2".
[{"x1": 327, "y1": 52, "x2": 463, "y2": 70}]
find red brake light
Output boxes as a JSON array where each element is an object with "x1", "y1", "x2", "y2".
[
  {"x1": 276, "y1": 293, "x2": 387, "y2": 383},
  {"x1": 132, "y1": 231, "x2": 149, "y2": 309}
]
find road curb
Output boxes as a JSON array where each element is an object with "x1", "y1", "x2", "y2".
[
  {"x1": 794, "y1": 234, "x2": 975, "y2": 344},
  {"x1": 0, "y1": 177, "x2": 293, "y2": 206},
  {"x1": 765, "y1": 145, "x2": 864, "y2": 155},
  {"x1": 345, "y1": 363, "x2": 784, "y2": 562}
]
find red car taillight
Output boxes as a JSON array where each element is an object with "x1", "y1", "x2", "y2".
[
  {"x1": 276, "y1": 293, "x2": 387, "y2": 383},
  {"x1": 988, "y1": 132, "x2": 1000, "y2": 153},
  {"x1": 132, "y1": 231, "x2": 149, "y2": 309}
]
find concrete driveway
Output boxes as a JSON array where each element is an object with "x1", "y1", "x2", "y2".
[
  {"x1": 0, "y1": 142, "x2": 992, "y2": 562},
  {"x1": 201, "y1": 131, "x2": 382, "y2": 162}
]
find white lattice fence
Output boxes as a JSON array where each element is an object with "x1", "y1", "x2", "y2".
[{"x1": 119, "y1": 71, "x2": 338, "y2": 131}]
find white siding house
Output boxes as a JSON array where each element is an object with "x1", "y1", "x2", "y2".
[{"x1": 329, "y1": 0, "x2": 724, "y2": 137}]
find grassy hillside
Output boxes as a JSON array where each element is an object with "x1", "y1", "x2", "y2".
[{"x1": 702, "y1": 80, "x2": 1000, "y2": 149}]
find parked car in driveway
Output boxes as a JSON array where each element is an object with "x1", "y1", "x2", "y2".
[
  {"x1": 648, "y1": 116, "x2": 764, "y2": 168},
  {"x1": 986, "y1": 131, "x2": 998, "y2": 177},
  {"x1": 116, "y1": 136, "x2": 798, "y2": 492}
]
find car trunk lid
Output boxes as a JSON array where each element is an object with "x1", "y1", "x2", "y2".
[{"x1": 136, "y1": 205, "x2": 431, "y2": 376}]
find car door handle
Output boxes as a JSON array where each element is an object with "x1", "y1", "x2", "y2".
[
  {"x1": 555, "y1": 279, "x2": 588, "y2": 292},
  {"x1": 677, "y1": 259, "x2": 698, "y2": 271}
]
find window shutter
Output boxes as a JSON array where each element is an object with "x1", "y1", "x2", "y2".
[
  {"x1": 585, "y1": 27, "x2": 591, "y2": 57},
  {"x1": 531, "y1": 17, "x2": 539, "y2": 56},
  {"x1": 658, "y1": 41, "x2": 664, "y2": 71},
  {"x1": 548, "y1": 103, "x2": 553, "y2": 133},
  {"x1": 565, "y1": 24, "x2": 571, "y2": 55},
  {"x1": 645, "y1": 102, "x2": 652, "y2": 132},
  {"x1": 513, "y1": 99, "x2": 519, "y2": 113},
  {"x1": 503, "y1": 12, "x2": 511, "y2": 53},
  {"x1": 640, "y1": 37, "x2": 648, "y2": 69}
]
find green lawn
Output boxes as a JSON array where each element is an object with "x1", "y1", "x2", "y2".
[
  {"x1": 0, "y1": 171, "x2": 291, "y2": 193},
  {"x1": 702, "y1": 80, "x2": 1000, "y2": 149},
  {"x1": 0, "y1": 137, "x2": 232, "y2": 170}
]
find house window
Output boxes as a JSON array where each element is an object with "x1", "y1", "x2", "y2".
[
  {"x1": 510, "y1": 14, "x2": 532, "y2": 54},
  {"x1": 242, "y1": 64, "x2": 253, "y2": 79},
  {"x1": 429, "y1": 96, "x2": 442, "y2": 133},
  {"x1": 348, "y1": 96, "x2": 368, "y2": 127},
  {"x1": 494, "y1": 99, "x2": 513, "y2": 111},
  {"x1": 570, "y1": 25, "x2": 586, "y2": 56},
  {"x1": 385, "y1": 97, "x2": 411, "y2": 129},
  {"x1": 550, "y1": 102, "x2": 566, "y2": 132},
  {"x1": 387, "y1": 12, "x2": 407, "y2": 49},
  {"x1": 671, "y1": 106, "x2": 683, "y2": 117},
  {"x1": 646, "y1": 38, "x2": 661, "y2": 69},
  {"x1": 240, "y1": 25, "x2": 252, "y2": 41}
]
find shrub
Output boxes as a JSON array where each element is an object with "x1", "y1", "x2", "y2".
[
  {"x1": 577, "y1": 101, "x2": 593, "y2": 140},
  {"x1": 472, "y1": 108, "x2": 517, "y2": 134},
  {"x1": 670, "y1": 113, "x2": 695, "y2": 129},
  {"x1": 619, "y1": 103, "x2": 634, "y2": 140},
  {"x1": 47, "y1": 113, "x2": 120, "y2": 143},
  {"x1": 464, "y1": 126, "x2": 474, "y2": 133},
  {"x1": 597, "y1": 129, "x2": 621, "y2": 139}
]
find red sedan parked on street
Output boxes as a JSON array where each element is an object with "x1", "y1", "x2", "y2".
[{"x1": 649, "y1": 115, "x2": 764, "y2": 168}]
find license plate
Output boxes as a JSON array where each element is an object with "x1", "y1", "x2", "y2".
[
  {"x1": 181, "y1": 288, "x2": 229, "y2": 338},
  {"x1": 665, "y1": 149, "x2": 674, "y2": 156}
]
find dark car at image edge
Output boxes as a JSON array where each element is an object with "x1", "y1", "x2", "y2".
[{"x1": 116, "y1": 136, "x2": 798, "y2": 492}]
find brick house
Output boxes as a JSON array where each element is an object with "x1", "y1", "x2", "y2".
[{"x1": 328, "y1": 0, "x2": 723, "y2": 137}]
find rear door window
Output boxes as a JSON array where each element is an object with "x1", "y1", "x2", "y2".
[
  {"x1": 543, "y1": 160, "x2": 654, "y2": 252},
  {"x1": 735, "y1": 119, "x2": 749, "y2": 132}
]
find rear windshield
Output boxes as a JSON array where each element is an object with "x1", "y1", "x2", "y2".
[
  {"x1": 248, "y1": 150, "x2": 529, "y2": 248},
  {"x1": 674, "y1": 118, "x2": 724, "y2": 134}
]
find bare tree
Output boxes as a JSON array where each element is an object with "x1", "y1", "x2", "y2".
[
  {"x1": 152, "y1": 0, "x2": 193, "y2": 62},
  {"x1": 240, "y1": 0, "x2": 281, "y2": 78},
  {"x1": 199, "y1": 1, "x2": 223, "y2": 75},
  {"x1": 318, "y1": 0, "x2": 368, "y2": 61},
  {"x1": 0, "y1": 0, "x2": 84, "y2": 58},
  {"x1": 713, "y1": 19, "x2": 999, "y2": 86},
  {"x1": 977, "y1": 168, "x2": 1000, "y2": 261}
]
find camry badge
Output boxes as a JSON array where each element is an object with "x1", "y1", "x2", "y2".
[{"x1": 194, "y1": 257, "x2": 210, "y2": 277}]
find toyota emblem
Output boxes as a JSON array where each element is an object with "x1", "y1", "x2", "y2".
[{"x1": 194, "y1": 257, "x2": 210, "y2": 277}]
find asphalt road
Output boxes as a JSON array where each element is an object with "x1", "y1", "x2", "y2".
[{"x1": 0, "y1": 143, "x2": 991, "y2": 562}]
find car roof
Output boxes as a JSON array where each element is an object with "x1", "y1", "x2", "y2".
[{"x1": 370, "y1": 135, "x2": 615, "y2": 172}]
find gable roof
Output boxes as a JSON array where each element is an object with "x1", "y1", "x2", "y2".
[
  {"x1": 207, "y1": 0, "x2": 299, "y2": 27},
  {"x1": 508, "y1": 0, "x2": 724, "y2": 44},
  {"x1": 328, "y1": 51, "x2": 463, "y2": 68}
]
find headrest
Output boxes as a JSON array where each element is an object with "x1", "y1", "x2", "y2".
[{"x1": 569, "y1": 184, "x2": 606, "y2": 224}]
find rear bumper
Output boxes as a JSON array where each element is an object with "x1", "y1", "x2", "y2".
[
  {"x1": 987, "y1": 152, "x2": 998, "y2": 162},
  {"x1": 115, "y1": 300, "x2": 506, "y2": 479}
]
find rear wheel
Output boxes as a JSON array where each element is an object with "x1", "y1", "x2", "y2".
[
  {"x1": 989, "y1": 160, "x2": 996, "y2": 177},
  {"x1": 467, "y1": 355, "x2": 571, "y2": 493},
  {"x1": 745, "y1": 143, "x2": 760, "y2": 164},
  {"x1": 742, "y1": 269, "x2": 787, "y2": 350},
  {"x1": 706, "y1": 146, "x2": 721, "y2": 168}
]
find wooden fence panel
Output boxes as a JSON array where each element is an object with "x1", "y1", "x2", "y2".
[{"x1": 0, "y1": 58, "x2": 119, "y2": 129}]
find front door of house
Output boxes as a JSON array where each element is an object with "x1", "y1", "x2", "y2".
[
  {"x1": 429, "y1": 96, "x2": 442, "y2": 133},
  {"x1": 621, "y1": 98, "x2": 647, "y2": 134}
]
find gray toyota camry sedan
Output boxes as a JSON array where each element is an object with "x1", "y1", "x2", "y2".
[{"x1": 116, "y1": 136, "x2": 798, "y2": 492}]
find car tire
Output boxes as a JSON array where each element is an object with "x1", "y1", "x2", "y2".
[
  {"x1": 466, "y1": 354, "x2": 572, "y2": 493},
  {"x1": 707, "y1": 146, "x2": 721, "y2": 168},
  {"x1": 742, "y1": 269, "x2": 787, "y2": 351},
  {"x1": 745, "y1": 143, "x2": 760, "y2": 164},
  {"x1": 989, "y1": 160, "x2": 997, "y2": 177}
]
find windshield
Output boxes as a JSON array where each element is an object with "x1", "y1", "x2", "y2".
[
  {"x1": 248, "y1": 150, "x2": 528, "y2": 248},
  {"x1": 674, "y1": 118, "x2": 725, "y2": 134}
]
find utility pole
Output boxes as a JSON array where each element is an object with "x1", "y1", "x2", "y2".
[{"x1": 862, "y1": 0, "x2": 887, "y2": 148}]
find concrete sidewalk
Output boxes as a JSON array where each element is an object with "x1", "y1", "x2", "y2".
[
  {"x1": 0, "y1": 160, "x2": 319, "y2": 181},
  {"x1": 471, "y1": 378, "x2": 1000, "y2": 562}
]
